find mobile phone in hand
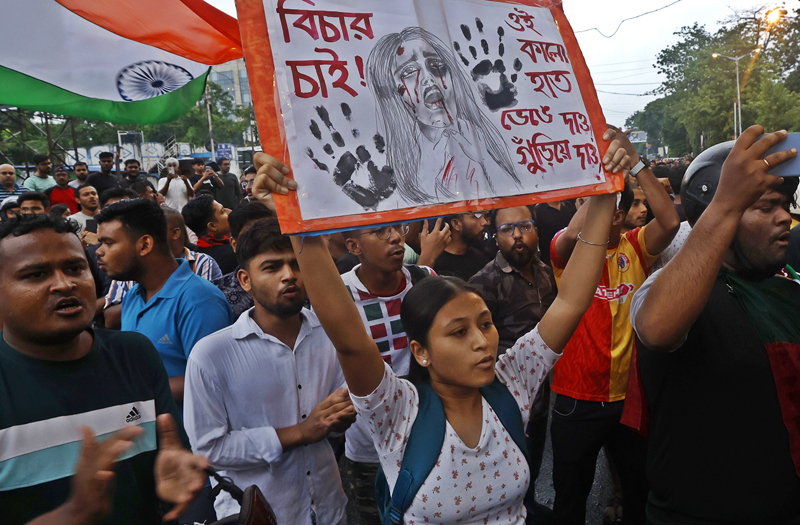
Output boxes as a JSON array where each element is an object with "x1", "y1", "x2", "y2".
[{"x1": 85, "y1": 219, "x2": 97, "y2": 234}]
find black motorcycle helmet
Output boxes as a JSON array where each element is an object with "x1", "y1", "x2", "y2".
[{"x1": 681, "y1": 141, "x2": 734, "y2": 225}]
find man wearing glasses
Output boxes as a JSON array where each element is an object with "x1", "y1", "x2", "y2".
[
  {"x1": 338, "y1": 223, "x2": 436, "y2": 525},
  {"x1": 469, "y1": 205, "x2": 557, "y2": 519},
  {"x1": 433, "y1": 211, "x2": 491, "y2": 281}
]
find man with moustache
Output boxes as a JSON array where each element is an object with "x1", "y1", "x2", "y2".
[
  {"x1": 622, "y1": 185, "x2": 648, "y2": 233},
  {"x1": 0, "y1": 164, "x2": 26, "y2": 201},
  {"x1": 469, "y1": 205, "x2": 556, "y2": 518},
  {"x1": 184, "y1": 218, "x2": 354, "y2": 524},
  {"x1": 631, "y1": 128, "x2": 800, "y2": 524},
  {"x1": 433, "y1": 211, "x2": 491, "y2": 280},
  {"x1": 44, "y1": 166, "x2": 79, "y2": 214},
  {"x1": 95, "y1": 199, "x2": 233, "y2": 408},
  {"x1": 85, "y1": 152, "x2": 123, "y2": 197},
  {"x1": 0, "y1": 214, "x2": 209, "y2": 524},
  {"x1": 23, "y1": 154, "x2": 56, "y2": 193},
  {"x1": 68, "y1": 161, "x2": 90, "y2": 190}
]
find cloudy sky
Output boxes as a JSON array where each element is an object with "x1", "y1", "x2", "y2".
[{"x1": 205, "y1": 0, "x2": 775, "y2": 127}]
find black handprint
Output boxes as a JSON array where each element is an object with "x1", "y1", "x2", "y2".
[
  {"x1": 454, "y1": 18, "x2": 523, "y2": 112},
  {"x1": 306, "y1": 104, "x2": 395, "y2": 210}
]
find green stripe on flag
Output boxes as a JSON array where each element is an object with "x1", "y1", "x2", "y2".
[{"x1": 0, "y1": 65, "x2": 208, "y2": 124}]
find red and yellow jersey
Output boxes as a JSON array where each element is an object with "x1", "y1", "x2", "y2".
[{"x1": 550, "y1": 226, "x2": 659, "y2": 402}]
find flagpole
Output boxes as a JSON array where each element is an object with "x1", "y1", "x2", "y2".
[{"x1": 205, "y1": 85, "x2": 216, "y2": 161}]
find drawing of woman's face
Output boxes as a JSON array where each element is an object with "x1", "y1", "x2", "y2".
[{"x1": 393, "y1": 39, "x2": 457, "y2": 129}]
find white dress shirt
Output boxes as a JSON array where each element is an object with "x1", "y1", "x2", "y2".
[{"x1": 184, "y1": 308, "x2": 348, "y2": 524}]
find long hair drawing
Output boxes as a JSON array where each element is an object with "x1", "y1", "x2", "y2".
[{"x1": 366, "y1": 26, "x2": 519, "y2": 204}]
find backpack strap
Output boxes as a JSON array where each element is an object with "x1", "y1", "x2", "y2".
[
  {"x1": 405, "y1": 265, "x2": 430, "y2": 286},
  {"x1": 479, "y1": 378, "x2": 530, "y2": 465},
  {"x1": 384, "y1": 382, "x2": 446, "y2": 525}
]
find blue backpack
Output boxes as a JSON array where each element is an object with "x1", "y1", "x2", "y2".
[{"x1": 375, "y1": 378, "x2": 530, "y2": 525}]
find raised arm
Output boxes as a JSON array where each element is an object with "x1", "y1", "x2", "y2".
[
  {"x1": 538, "y1": 193, "x2": 616, "y2": 352},
  {"x1": 292, "y1": 235, "x2": 386, "y2": 396},
  {"x1": 552, "y1": 195, "x2": 590, "y2": 263},
  {"x1": 635, "y1": 127, "x2": 796, "y2": 352},
  {"x1": 604, "y1": 127, "x2": 680, "y2": 254}
]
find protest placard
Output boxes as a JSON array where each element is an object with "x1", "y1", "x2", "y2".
[{"x1": 236, "y1": 0, "x2": 624, "y2": 233}]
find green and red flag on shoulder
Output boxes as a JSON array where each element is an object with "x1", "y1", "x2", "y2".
[{"x1": 0, "y1": 0, "x2": 242, "y2": 124}]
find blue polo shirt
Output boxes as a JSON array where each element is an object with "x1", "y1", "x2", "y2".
[{"x1": 121, "y1": 259, "x2": 234, "y2": 378}]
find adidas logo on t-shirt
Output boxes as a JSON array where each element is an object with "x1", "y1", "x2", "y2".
[
  {"x1": 126, "y1": 406, "x2": 142, "y2": 423},
  {"x1": 158, "y1": 334, "x2": 173, "y2": 345}
]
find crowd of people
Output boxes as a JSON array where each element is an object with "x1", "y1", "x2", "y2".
[{"x1": 0, "y1": 124, "x2": 799, "y2": 525}]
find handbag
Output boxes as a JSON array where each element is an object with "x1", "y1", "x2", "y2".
[{"x1": 206, "y1": 467, "x2": 279, "y2": 525}]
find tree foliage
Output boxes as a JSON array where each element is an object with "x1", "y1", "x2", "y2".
[{"x1": 628, "y1": 5, "x2": 799, "y2": 156}]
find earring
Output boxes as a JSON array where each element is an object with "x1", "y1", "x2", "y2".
[{"x1": 422, "y1": 359, "x2": 428, "y2": 365}]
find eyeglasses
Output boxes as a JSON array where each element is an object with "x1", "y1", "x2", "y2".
[
  {"x1": 360, "y1": 223, "x2": 410, "y2": 240},
  {"x1": 496, "y1": 220, "x2": 535, "y2": 237}
]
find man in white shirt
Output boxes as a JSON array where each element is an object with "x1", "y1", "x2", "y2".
[
  {"x1": 158, "y1": 157, "x2": 194, "y2": 210},
  {"x1": 184, "y1": 217, "x2": 355, "y2": 524}
]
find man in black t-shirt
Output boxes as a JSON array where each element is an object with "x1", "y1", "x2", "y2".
[
  {"x1": 433, "y1": 211, "x2": 490, "y2": 280},
  {"x1": 631, "y1": 128, "x2": 800, "y2": 524},
  {"x1": 533, "y1": 200, "x2": 575, "y2": 267},
  {"x1": 181, "y1": 193, "x2": 238, "y2": 274},
  {"x1": 85, "y1": 152, "x2": 123, "y2": 197},
  {"x1": 0, "y1": 214, "x2": 208, "y2": 524}
]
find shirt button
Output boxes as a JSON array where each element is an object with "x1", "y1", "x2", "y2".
[
  {"x1": 298, "y1": 384, "x2": 302, "y2": 389},
  {"x1": 302, "y1": 414, "x2": 307, "y2": 419},
  {"x1": 307, "y1": 471, "x2": 311, "y2": 476}
]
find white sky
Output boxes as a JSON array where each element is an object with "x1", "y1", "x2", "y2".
[{"x1": 205, "y1": 0, "x2": 775, "y2": 127}]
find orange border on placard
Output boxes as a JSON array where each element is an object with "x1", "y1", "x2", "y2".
[{"x1": 235, "y1": 0, "x2": 623, "y2": 234}]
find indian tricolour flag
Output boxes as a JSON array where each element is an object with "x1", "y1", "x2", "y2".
[{"x1": 0, "y1": 0, "x2": 242, "y2": 124}]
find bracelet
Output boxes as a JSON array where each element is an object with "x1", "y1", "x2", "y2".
[{"x1": 577, "y1": 232, "x2": 609, "y2": 246}]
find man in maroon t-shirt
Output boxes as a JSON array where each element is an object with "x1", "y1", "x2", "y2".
[{"x1": 44, "y1": 166, "x2": 79, "y2": 214}]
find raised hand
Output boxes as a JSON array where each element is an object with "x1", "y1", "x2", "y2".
[
  {"x1": 715, "y1": 126, "x2": 797, "y2": 215},
  {"x1": 454, "y1": 18, "x2": 523, "y2": 111},
  {"x1": 602, "y1": 125, "x2": 639, "y2": 174},
  {"x1": 305, "y1": 104, "x2": 395, "y2": 209},
  {"x1": 154, "y1": 414, "x2": 208, "y2": 521},
  {"x1": 418, "y1": 218, "x2": 452, "y2": 267},
  {"x1": 299, "y1": 388, "x2": 357, "y2": 444}
]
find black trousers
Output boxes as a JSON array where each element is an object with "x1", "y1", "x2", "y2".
[{"x1": 550, "y1": 394, "x2": 648, "y2": 525}]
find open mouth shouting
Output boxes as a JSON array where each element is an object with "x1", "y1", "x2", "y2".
[{"x1": 52, "y1": 296, "x2": 84, "y2": 316}]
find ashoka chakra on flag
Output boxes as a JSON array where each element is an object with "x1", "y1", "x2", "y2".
[{"x1": 117, "y1": 61, "x2": 195, "y2": 102}]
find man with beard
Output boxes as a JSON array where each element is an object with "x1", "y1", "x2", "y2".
[
  {"x1": 44, "y1": 166, "x2": 79, "y2": 215},
  {"x1": 0, "y1": 214, "x2": 209, "y2": 524},
  {"x1": 469, "y1": 205, "x2": 556, "y2": 519},
  {"x1": 433, "y1": 211, "x2": 490, "y2": 280},
  {"x1": 68, "y1": 161, "x2": 89, "y2": 190},
  {"x1": 630, "y1": 127, "x2": 800, "y2": 524},
  {"x1": 184, "y1": 217, "x2": 354, "y2": 524},
  {"x1": 69, "y1": 185, "x2": 99, "y2": 233},
  {"x1": 119, "y1": 159, "x2": 144, "y2": 189},
  {"x1": 95, "y1": 199, "x2": 233, "y2": 409},
  {"x1": 23, "y1": 154, "x2": 56, "y2": 193}
]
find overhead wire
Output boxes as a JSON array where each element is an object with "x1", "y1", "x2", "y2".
[{"x1": 574, "y1": 0, "x2": 685, "y2": 38}]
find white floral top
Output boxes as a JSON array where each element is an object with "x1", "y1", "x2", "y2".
[{"x1": 351, "y1": 326, "x2": 559, "y2": 524}]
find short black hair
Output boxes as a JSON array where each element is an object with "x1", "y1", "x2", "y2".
[
  {"x1": 191, "y1": 158, "x2": 204, "y2": 165},
  {"x1": 18, "y1": 192, "x2": 49, "y2": 209},
  {"x1": 95, "y1": 198, "x2": 169, "y2": 246},
  {"x1": 652, "y1": 164, "x2": 671, "y2": 180},
  {"x1": 217, "y1": 157, "x2": 230, "y2": 163},
  {"x1": 235, "y1": 218, "x2": 292, "y2": 269},
  {"x1": 124, "y1": 159, "x2": 140, "y2": 167},
  {"x1": 32, "y1": 154, "x2": 49, "y2": 166},
  {"x1": 98, "y1": 152, "x2": 114, "y2": 160},
  {"x1": 668, "y1": 165, "x2": 687, "y2": 195},
  {"x1": 99, "y1": 188, "x2": 137, "y2": 208},
  {"x1": 0, "y1": 214, "x2": 80, "y2": 246},
  {"x1": 243, "y1": 165, "x2": 257, "y2": 175},
  {"x1": 181, "y1": 194, "x2": 216, "y2": 236},
  {"x1": 74, "y1": 161, "x2": 88, "y2": 169},
  {"x1": 130, "y1": 180, "x2": 154, "y2": 195},
  {"x1": 49, "y1": 204, "x2": 70, "y2": 218},
  {"x1": 618, "y1": 180, "x2": 635, "y2": 215},
  {"x1": 228, "y1": 201, "x2": 274, "y2": 239},
  {"x1": 75, "y1": 184, "x2": 97, "y2": 198},
  {"x1": 205, "y1": 161, "x2": 219, "y2": 172}
]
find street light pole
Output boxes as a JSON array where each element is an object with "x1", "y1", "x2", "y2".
[{"x1": 712, "y1": 52, "x2": 749, "y2": 137}]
